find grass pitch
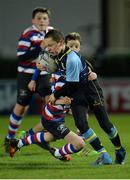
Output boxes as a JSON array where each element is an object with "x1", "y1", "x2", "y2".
[{"x1": 0, "y1": 114, "x2": 130, "y2": 179}]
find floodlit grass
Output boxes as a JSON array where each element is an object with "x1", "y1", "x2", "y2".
[{"x1": 0, "y1": 114, "x2": 130, "y2": 179}]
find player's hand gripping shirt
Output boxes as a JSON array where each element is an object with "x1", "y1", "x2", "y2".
[{"x1": 42, "y1": 72, "x2": 70, "y2": 122}]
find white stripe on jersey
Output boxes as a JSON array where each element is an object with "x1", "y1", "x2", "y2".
[
  {"x1": 51, "y1": 82, "x2": 65, "y2": 92},
  {"x1": 17, "y1": 52, "x2": 25, "y2": 56},
  {"x1": 30, "y1": 35, "x2": 43, "y2": 41},
  {"x1": 23, "y1": 25, "x2": 54, "y2": 35},
  {"x1": 44, "y1": 106, "x2": 53, "y2": 117},
  {"x1": 51, "y1": 73, "x2": 61, "y2": 80},
  {"x1": 55, "y1": 104, "x2": 64, "y2": 110},
  {"x1": 18, "y1": 40, "x2": 31, "y2": 47},
  {"x1": 55, "y1": 82, "x2": 65, "y2": 89}
]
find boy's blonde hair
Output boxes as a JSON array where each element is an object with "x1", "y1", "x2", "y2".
[{"x1": 65, "y1": 32, "x2": 82, "y2": 44}]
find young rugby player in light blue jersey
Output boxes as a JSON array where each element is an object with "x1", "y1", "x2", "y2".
[{"x1": 40, "y1": 29, "x2": 125, "y2": 165}]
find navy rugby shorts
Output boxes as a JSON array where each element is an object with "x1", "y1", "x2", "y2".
[
  {"x1": 41, "y1": 117, "x2": 70, "y2": 139},
  {"x1": 17, "y1": 72, "x2": 51, "y2": 106}
]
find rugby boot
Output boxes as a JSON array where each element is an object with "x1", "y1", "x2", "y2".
[
  {"x1": 115, "y1": 146, "x2": 126, "y2": 165},
  {"x1": 93, "y1": 152, "x2": 112, "y2": 165},
  {"x1": 4, "y1": 137, "x2": 11, "y2": 154},
  {"x1": 50, "y1": 147, "x2": 71, "y2": 161},
  {"x1": 9, "y1": 139, "x2": 20, "y2": 158}
]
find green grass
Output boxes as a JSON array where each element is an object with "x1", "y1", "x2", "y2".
[{"x1": 0, "y1": 114, "x2": 130, "y2": 179}]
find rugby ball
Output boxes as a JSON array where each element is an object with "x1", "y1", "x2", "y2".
[{"x1": 37, "y1": 51, "x2": 57, "y2": 73}]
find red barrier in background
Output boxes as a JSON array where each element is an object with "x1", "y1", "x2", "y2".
[
  {"x1": 0, "y1": 78, "x2": 130, "y2": 114},
  {"x1": 100, "y1": 79, "x2": 130, "y2": 113}
]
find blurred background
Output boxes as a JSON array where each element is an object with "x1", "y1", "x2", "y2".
[{"x1": 0, "y1": 0, "x2": 130, "y2": 114}]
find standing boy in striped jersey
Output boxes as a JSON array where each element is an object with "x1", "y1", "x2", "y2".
[{"x1": 4, "y1": 7, "x2": 54, "y2": 153}]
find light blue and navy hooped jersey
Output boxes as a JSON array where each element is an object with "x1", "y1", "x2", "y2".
[
  {"x1": 17, "y1": 25, "x2": 53, "y2": 74},
  {"x1": 55, "y1": 47, "x2": 89, "y2": 84},
  {"x1": 42, "y1": 72, "x2": 69, "y2": 122}
]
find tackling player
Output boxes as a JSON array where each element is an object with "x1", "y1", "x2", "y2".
[{"x1": 9, "y1": 72, "x2": 85, "y2": 160}]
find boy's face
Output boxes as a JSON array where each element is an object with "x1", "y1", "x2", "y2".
[
  {"x1": 32, "y1": 12, "x2": 50, "y2": 31},
  {"x1": 44, "y1": 37, "x2": 64, "y2": 56},
  {"x1": 66, "y1": 40, "x2": 80, "y2": 53}
]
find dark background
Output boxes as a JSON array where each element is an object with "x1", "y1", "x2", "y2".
[{"x1": 0, "y1": 0, "x2": 130, "y2": 78}]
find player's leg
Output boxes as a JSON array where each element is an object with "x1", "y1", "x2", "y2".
[
  {"x1": 9, "y1": 131, "x2": 54, "y2": 157},
  {"x1": 4, "y1": 73, "x2": 34, "y2": 153},
  {"x1": 18, "y1": 117, "x2": 70, "y2": 160},
  {"x1": 71, "y1": 104, "x2": 112, "y2": 165},
  {"x1": 87, "y1": 79, "x2": 126, "y2": 164},
  {"x1": 43, "y1": 119, "x2": 85, "y2": 159},
  {"x1": 18, "y1": 121, "x2": 52, "y2": 151},
  {"x1": 51, "y1": 131, "x2": 85, "y2": 161},
  {"x1": 9, "y1": 123, "x2": 71, "y2": 161},
  {"x1": 29, "y1": 122, "x2": 44, "y2": 134},
  {"x1": 61, "y1": 131, "x2": 85, "y2": 153},
  {"x1": 12, "y1": 74, "x2": 51, "y2": 149},
  {"x1": 92, "y1": 105, "x2": 126, "y2": 164}
]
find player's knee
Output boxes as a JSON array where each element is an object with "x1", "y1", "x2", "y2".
[{"x1": 13, "y1": 103, "x2": 28, "y2": 116}]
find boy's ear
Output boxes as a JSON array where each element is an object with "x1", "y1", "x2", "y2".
[{"x1": 59, "y1": 39, "x2": 64, "y2": 45}]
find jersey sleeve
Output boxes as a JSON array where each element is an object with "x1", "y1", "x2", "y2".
[
  {"x1": 31, "y1": 69, "x2": 41, "y2": 81},
  {"x1": 17, "y1": 30, "x2": 42, "y2": 61}
]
